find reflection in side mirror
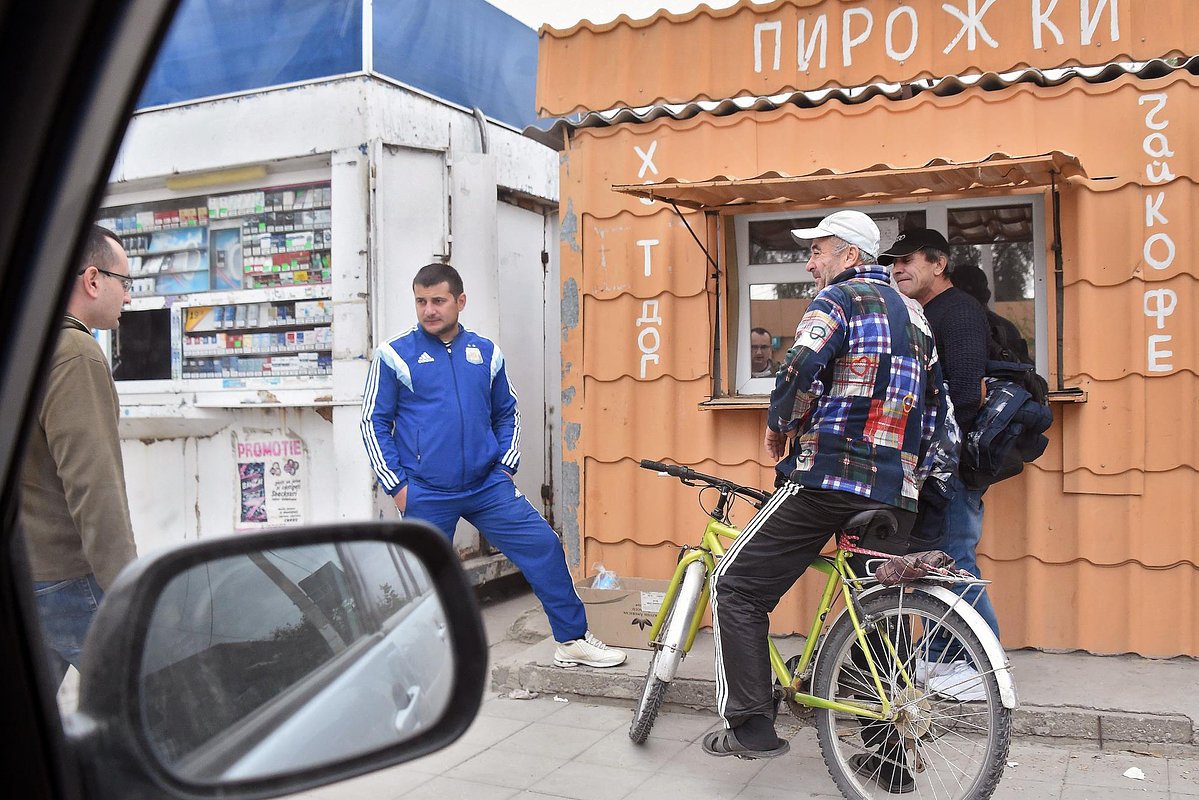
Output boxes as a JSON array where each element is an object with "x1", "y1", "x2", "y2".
[{"x1": 136, "y1": 540, "x2": 454, "y2": 783}]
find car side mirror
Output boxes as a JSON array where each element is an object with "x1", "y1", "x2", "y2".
[{"x1": 65, "y1": 520, "x2": 486, "y2": 799}]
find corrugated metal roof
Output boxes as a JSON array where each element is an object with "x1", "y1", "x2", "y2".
[
  {"x1": 582, "y1": 294, "x2": 711, "y2": 381},
  {"x1": 536, "y1": 0, "x2": 1196, "y2": 118},
  {"x1": 581, "y1": 212, "x2": 709, "y2": 299},
  {"x1": 526, "y1": 57, "x2": 1199, "y2": 149},
  {"x1": 581, "y1": 454, "x2": 1199, "y2": 570},
  {"x1": 579, "y1": 535, "x2": 1199, "y2": 657},
  {"x1": 1068, "y1": 181, "x2": 1199, "y2": 286},
  {"x1": 1068, "y1": 286, "x2": 1199, "y2": 385},
  {"x1": 612, "y1": 153, "x2": 1085, "y2": 209},
  {"x1": 557, "y1": 70, "x2": 1199, "y2": 222},
  {"x1": 582, "y1": 378, "x2": 770, "y2": 468},
  {"x1": 557, "y1": 61, "x2": 1199, "y2": 658}
]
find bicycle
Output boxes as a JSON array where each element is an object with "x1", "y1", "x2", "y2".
[{"x1": 629, "y1": 459, "x2": 1016, "y2": 800}]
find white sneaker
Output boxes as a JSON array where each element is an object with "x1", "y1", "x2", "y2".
[
  {"x1": 913, "y1": 658, "x2": 957, "y2": 684},
  {"x1": 926, "y1": 661, "x2": 987, "y2": 701},
  {"x1": 553, "y1": 631, "x2": 627, "y2": 668}
]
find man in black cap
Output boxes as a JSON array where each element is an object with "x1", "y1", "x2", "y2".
[{"x1": 879, "y1": 228, "x2": 997, "y2": 701}]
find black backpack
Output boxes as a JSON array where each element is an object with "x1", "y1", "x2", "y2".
[
  {"x1": 985, "y1": 310, "x2": 1047, "y2": 402},
  {"x1": 959, "y1": 315, "x2": 1053, "y2": 490}
]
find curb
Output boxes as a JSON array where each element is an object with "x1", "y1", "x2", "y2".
[
  {"x1": 463, "y1": 551, "x2": 522, "y2": 587},
  {"x1": 491, "y1": 659, "x2": 1199, "y2": 756}
]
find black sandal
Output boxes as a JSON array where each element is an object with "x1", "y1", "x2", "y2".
[
  {"x1": 701, "y1": 728, "x2": 790, "y2": 760},
  {"x1": 849, "y1": 752, "x2": 915, "y2": 793}
]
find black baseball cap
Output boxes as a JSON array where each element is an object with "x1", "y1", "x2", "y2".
[{"x1": 878, "y1": 228, "x2": 951, "y2": 265}]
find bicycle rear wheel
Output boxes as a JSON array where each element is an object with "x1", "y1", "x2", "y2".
[
  {"x1": 812, "y1": 590, "x2": 1010, "y2": 800},
  {"x1": 628, "y1": 559, "x2": 706, "y2": 744}
]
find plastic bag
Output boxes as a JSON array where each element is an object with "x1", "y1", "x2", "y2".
[{"x1": 590, "y1": 563, "x2": 622, "y2": 590}]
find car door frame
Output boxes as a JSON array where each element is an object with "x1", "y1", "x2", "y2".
[{"x1": 0, "y1": 2, "x2": 181, "y2": 798}]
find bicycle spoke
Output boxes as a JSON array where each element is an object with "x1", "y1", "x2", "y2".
[
  {"x1": 916, "y1": 733, "x2": 981, "y2": 797},
  {"x1": 812, "y1": 591, "x2": 1010, "y2": 800}
]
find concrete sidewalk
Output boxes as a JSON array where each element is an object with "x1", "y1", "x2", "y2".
[
  {"x1": 298, "y1": 694, "x2": 1199, "y2": 800},
  {"x1": 288, "y1": 581, "x2": 1199, "y2": 800},
  {"x1": 488, "y1": 587, "x2": 1199, "y2": 756}
]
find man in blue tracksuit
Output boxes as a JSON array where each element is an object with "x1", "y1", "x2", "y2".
[{"x1": 360, "y1": 263, "x2": 625, "y2": 669}]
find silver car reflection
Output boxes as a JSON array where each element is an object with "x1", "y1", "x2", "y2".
[{"x1": 138, "y1": 540, "x2": 454, "y2": 783}]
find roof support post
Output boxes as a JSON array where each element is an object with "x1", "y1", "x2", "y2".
[
  {"x1": 712, "y1": 211, "x2": 723, "y2": 397},
  {"x1": 1051, "y1": 173, "x2": 1065, "y2": 392}
]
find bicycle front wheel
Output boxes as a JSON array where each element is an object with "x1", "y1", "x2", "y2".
[
  {"x1": 629, "y1": 559, "x2": 705, "y2": 744},
  {"x1": 812, "y1": 590, "x2": 1011, "y2": 800}
]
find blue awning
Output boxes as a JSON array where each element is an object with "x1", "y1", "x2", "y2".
[{"x1": 138, "y1": 0, "x2": 538, "y2": 130}]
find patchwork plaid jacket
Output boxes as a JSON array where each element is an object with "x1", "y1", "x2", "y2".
[{"x1": 769, "y1": 265, "x2": 953, "y2": 512}]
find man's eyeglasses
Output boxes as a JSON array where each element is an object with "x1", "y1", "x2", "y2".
[{"x1": 83, "y1": 266, "x2": 133, "y2": 291}]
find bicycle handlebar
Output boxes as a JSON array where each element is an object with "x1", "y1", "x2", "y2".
[
  {"x1": 638, "y1": 459, "x2": 685, "y2": 477},
  {"x1": 638, "y1": 459, "x2": 771, "y2": 505}
]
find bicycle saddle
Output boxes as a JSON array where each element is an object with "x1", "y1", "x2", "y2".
[{"x1": 842, "y1": 509, "x2": 898, "y2": 544}]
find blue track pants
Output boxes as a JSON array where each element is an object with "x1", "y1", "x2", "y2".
[{"x1": 404, "y1": 468, "x2": 587, "y2": 643}]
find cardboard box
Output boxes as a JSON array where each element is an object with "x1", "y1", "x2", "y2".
[{"x1": 574, "y1": 577, "x2": 670, "y2": 650}]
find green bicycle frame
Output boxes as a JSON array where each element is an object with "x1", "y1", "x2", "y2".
[
  {"x1": 647, "y1": 517, "x2": 895, "y2": 721},
  {"x1": 645, "y1": 517, "x2": 736, "y2": 651}
]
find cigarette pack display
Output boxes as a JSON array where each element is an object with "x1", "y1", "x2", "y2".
[
  {"x1": 284, "y1": 231, "x2": 315, "y2": 251},
  {"x1": 108, "y1": 180, "x2": 337, "y2": 381}
]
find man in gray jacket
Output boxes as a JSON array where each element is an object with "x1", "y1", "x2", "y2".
[{"x1": 20, "y1": 225, "x2": 138, "y2": 685}]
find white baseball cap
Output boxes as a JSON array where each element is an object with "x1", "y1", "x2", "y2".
[{"x1": 791, "y1": 210, "x2": 880, "y2": 259}]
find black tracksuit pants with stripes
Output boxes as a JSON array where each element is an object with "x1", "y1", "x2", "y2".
[{"x1": 711, "y1": 483, "x2": 915, "y2": 727}]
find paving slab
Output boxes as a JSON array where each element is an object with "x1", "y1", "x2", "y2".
[{"x1": 492, "y1": 598, "x2": 1199, "y2": 753}]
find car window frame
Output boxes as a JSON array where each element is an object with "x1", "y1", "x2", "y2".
[
  {"x1": 340, "y1": 540, "x2": 425, "y2": 631},
  {"x1": 0, "y1": 3, "x2": 183, "y2": 799}
]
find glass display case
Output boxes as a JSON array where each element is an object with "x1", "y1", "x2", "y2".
[
  {"x1": 97, "y1": 179, "x2": 334, "y2": 388},
  {"x1": 179, "y1": 298, "x2": 332, "y2": 378}
]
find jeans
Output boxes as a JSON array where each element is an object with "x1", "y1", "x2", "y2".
[
  {"x1": 926, "y1": 475, "x2": 1000, "y2": 663},
  {"x1": 33, "y1": 574, "x2": 104, "y2": 686}
]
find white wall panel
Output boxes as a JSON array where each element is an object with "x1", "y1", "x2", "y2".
[
  {"x1": 110, "y1": 77, "x2": 560, "y2": 563},
  {"x1": 497, "y1": 201, "x2": 551, "y2": 516}
]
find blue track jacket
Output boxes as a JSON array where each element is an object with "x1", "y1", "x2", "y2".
[{"x1": 361, "y1": 325, "x2": 520, "y2": 495}]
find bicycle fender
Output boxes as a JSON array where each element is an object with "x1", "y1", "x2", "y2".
[
  {"x1": 655, "y1": 560, "x2": 706, "y2": 683},
  {"x1": 916, "y1": 584, "x2": 1017, "y2": 709},
  {"x1": 846, "y1": 584, "x2": 1018, "y2": 710}
]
